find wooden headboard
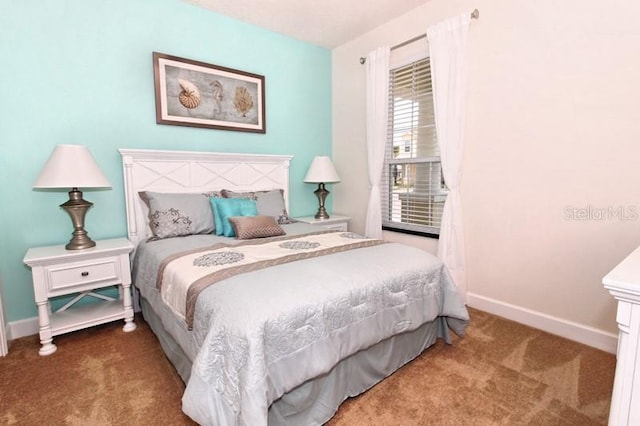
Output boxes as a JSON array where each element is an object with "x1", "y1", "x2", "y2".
[{"x1": 119, "y1": 149, "x2": 293, "y2": 247}]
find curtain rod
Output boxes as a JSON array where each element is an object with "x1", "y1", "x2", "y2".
[{"x1": 359, "y1": 8, "x2": 479, "y2": 65}]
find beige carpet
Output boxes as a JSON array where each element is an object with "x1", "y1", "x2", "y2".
[
  {"x1": 0, "y1": 308, "x2": 615, "y2": 425},
  {"x1": 329, "y1": 308, "x2": 615, "y2": 425}
]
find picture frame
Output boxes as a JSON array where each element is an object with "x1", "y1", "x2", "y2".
[{"x1": 153, "y1": 52, "x2": 266, "y2": 133}]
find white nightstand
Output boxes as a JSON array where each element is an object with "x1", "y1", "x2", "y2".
[
  {"x1": 23, "y1": 238, "x2": 136, "y2": 356},
  {"x1": 294, "y1": 215, "x2": 350, "y2": 231}
]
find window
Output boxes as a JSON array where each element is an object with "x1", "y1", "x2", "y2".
[{"x1": 381, "y1": 56, "x2": 446, "y2": 237}]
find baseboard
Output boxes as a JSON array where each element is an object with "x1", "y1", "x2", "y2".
[
  {"x1": 7, "y1": 316, "x2": 39, "y2": 341},
  {"x1": 9, "y1": 297, "x2": 619, "y2": 354},
  {"x1": 466, "y1": 293, "x2": 618, "y2": 354}
]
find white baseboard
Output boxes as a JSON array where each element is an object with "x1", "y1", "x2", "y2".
[
  {"x1": 466, "y1": 293, "x2": 618, "y2": 354},
  {"x1": 7, "y1": 316, "x2": 39, "y2": 341},
  {"x1": 9, "y1": 297, "x2": 619, "y2": 355}
]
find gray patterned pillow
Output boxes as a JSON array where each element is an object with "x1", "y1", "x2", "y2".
[
  {"x1": 228, "y1": 215, "x2": 285, "y2": 240},
  {"x1": 221, "y1": 189, "x2": 294, "y2": 224},
  {"x1": 139, "y1": 192, "x2": 214, "y2": 240}
]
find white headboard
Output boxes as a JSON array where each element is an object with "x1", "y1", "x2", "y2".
[{"x1": 119, "y1": 148, "x2": 293, "y2": 247}]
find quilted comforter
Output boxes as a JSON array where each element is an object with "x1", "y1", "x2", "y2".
[{"x1": 134, "y1": 229, "x2": 469, "y2": 425}]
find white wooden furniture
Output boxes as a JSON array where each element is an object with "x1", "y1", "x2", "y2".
[
  {"x1": 119, "y1": 149, "x2": 292, "y2": 246},
  {"x1": 119, "y1": 148, "x2": 293, "y2": 313},
  {"x1": 119, "y1": 149, "x2": 469, "y2": 426},
  {"x1": 602, "y1": 246, "x2": 640, "y2": 426},
  {"x1": 294, "y1": 215, "x2": 350, "y2": 231},
  {"x1": 0, "y1": 276, "x2": 7, "y2": 356},
  {"x1": 23, "y1": 238, "x2": 136, "y2": 356}
]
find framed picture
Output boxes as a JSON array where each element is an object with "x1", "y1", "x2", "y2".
[{"x1": 153, "y1": 52, "x2": 266, "y2": 133}]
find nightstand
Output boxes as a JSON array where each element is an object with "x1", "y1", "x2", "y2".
[
  {"x1": 294, "y1": 215, "x2": 350, "y2": 231},
  {"x1": 23, "y1": 238, "x2": 136, "y2": 356}
]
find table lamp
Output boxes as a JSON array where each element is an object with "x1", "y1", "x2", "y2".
[
  {"x1": 304, "y1": 156, "x2": 340, "y2": 219},
  {"x1": 33, "y1": 145, "x2": 111, "y2": 250}
]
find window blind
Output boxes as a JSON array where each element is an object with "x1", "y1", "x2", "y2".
[{"x1": 381, "y1": 57, "x2": 446, "y2": 236}]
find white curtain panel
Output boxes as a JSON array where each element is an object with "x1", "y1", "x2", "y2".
[
  {"x1": 427, "y1": 13, "x2": 471, "y2": 298},
  {"x1": 364, "y1": 46, "x2": 390, "y2": 239}
]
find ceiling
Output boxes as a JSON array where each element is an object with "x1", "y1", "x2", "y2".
[{"x1": 184, "y1": 0, "x2": 432, "y2": 48}]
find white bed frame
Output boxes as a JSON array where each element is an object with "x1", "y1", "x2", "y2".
[
  {"x1": 118, "y1": 148, "x2": 454, "y2": 425},
  {"x1": 119, "y1": 148, "x2": 293, "y2": 248}
]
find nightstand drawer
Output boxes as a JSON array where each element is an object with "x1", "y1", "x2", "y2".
[
  {"x1": 293, "y1": 215, "x2": 350, "y2": 232},
  {"x1": 321, "y1": 223, "x2": 348, "y2": 231},
  {"x1": 47, "y1": 258, "x2": 119, "y2": 293}
]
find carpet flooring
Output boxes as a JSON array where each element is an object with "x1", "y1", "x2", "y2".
[{"x1": 0, "y1": 308, "x2": 615, "y2": 425}]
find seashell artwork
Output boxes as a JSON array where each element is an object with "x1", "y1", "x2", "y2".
[
  {"x1": 209, "y1": 80, "x2": 223, "y2": 116},
  {"x1": 233, "y1": 86, "x2": 254, "y2": 117},
  {"x1": 154, "y1": 51, "x2": 264, "y2": 132},
  {"x1": 178, "y1": 79, "x2": 201, "y2": 109}
]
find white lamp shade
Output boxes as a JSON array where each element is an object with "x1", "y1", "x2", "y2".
[
  {"x1": 304, "y1": 156, "x2": 340, "y2": 183},
  {"x1": 33, "y1": 144, "x2": 111, "y2": 189}
]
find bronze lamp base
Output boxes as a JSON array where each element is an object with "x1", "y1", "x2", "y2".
[
  {"x1": 313, "y1": 183, "x2": 330, "y2": 219},
  {"x1": 61, "y1": 188, "x2": 96, "y2": 250}
]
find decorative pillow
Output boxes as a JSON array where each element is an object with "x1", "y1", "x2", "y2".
[
  {"x1": 210, "y1": 197, "x2": 258, "y2": 237},
  {"x1": 139, "y1": 192, "x2": 214, "y2": 240},
  {"x1": 228, "y1": 215, "x2": 286, "y2": 240},
  {"x1": 221, "y1": 189, "x2": 294, "y2": 224},
  {"x1": 200, "y1": 191, "x2": 223, "y2": 232},
  {"x1": 203, "y1": 190, "x2": 222, "y2": 199}
]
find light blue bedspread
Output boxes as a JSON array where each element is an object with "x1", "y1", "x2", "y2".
[{"x1": 133, "y1": 225, "x2": 469, "y2": 426}]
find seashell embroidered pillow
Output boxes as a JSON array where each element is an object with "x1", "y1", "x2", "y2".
[{"x1": 139, "y1": 192, "x2": 215, "y2": 240}]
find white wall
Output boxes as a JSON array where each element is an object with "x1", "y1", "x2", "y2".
[{"x1": 332, "y1": 0, "x2": 640, "y2": 345}]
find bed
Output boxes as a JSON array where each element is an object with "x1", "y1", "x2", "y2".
[{"x1": 120, "y1": 148, "x2": 469, "y2": 426}]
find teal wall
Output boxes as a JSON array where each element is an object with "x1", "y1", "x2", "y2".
[{"x1": 0, "y1": 0, "x2": 332, "y2": 323}]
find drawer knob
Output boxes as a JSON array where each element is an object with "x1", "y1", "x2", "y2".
[{"x1": 81, "y1": 271, "x2": 89, "y2": 277}]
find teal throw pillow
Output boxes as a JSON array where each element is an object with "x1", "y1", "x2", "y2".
[{"x1": 211, "y1": 197, "x2": 258, "y2": 237}]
